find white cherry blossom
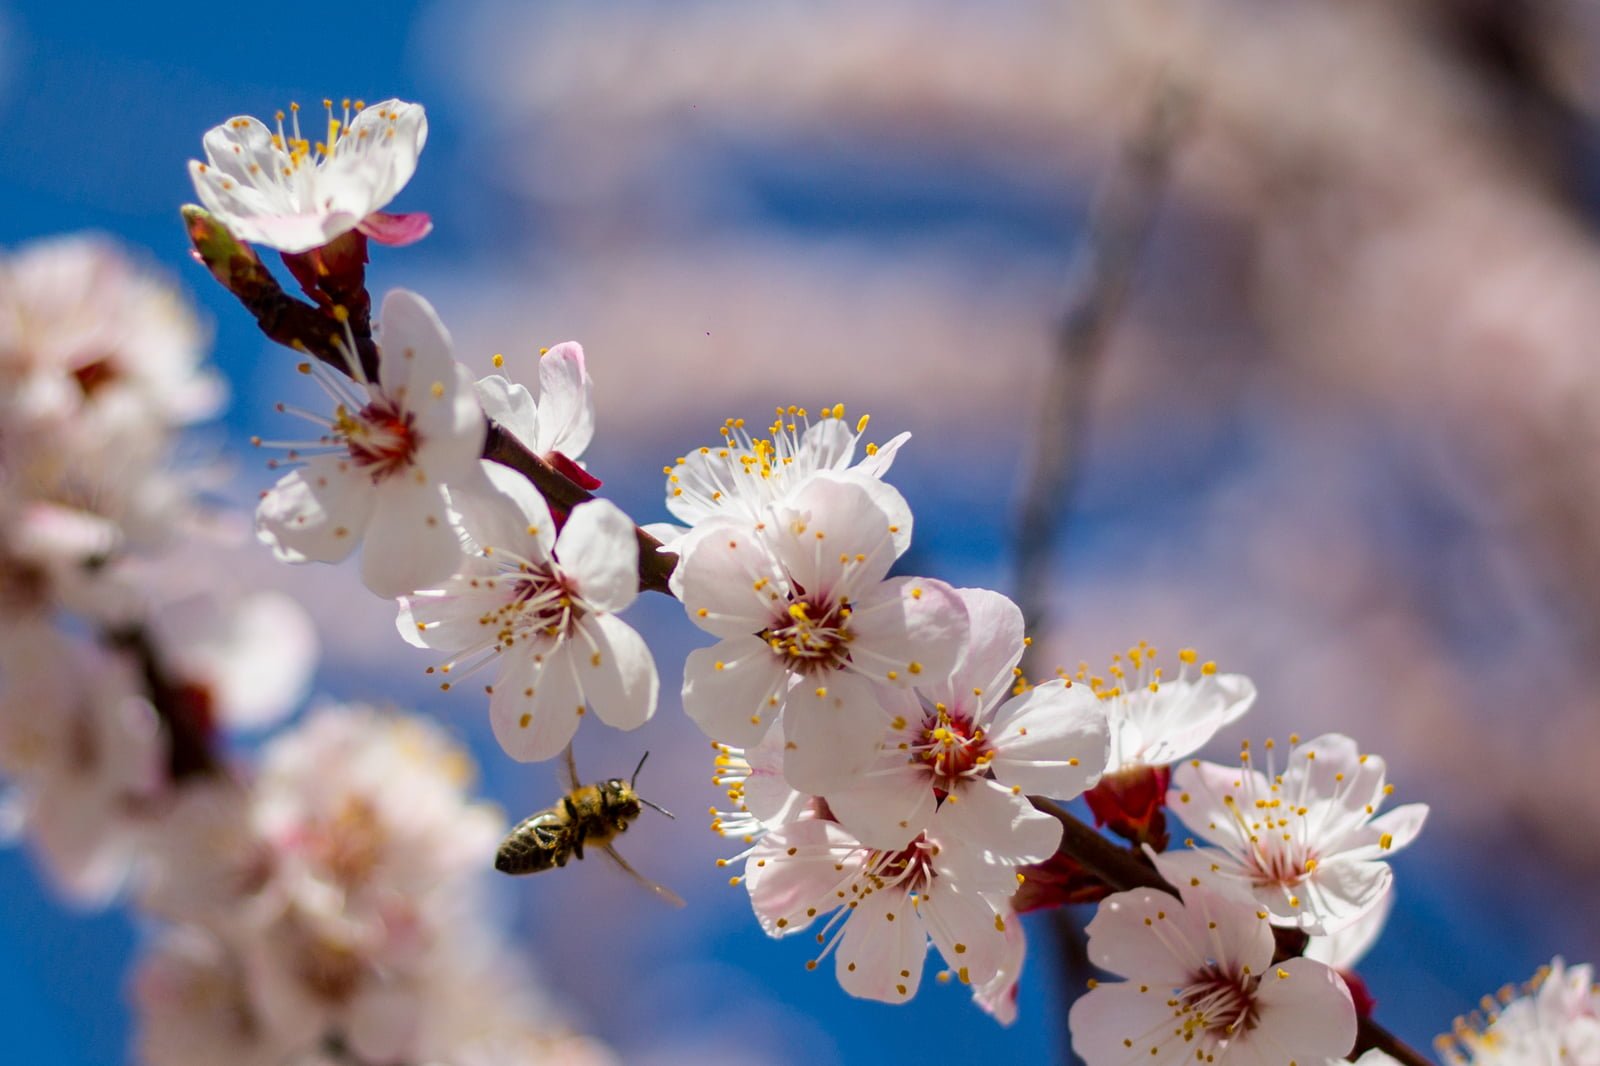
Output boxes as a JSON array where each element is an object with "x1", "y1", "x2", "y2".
[
  {"x1": 188, "y1": 99, "x2": 430, "y2": 253},
  {"x1": 475, "y1": 341, "x2": 595, "y2": 462},
  {"x1": 736, "y1": 812, "x2": 1022, "y2": 1004},
  {"x1": 132, "y1": 928, "x2": 295, "y2": 1066},
  {"x1": 650, "y1": 403, "x2": 910, "y2": 545},
  {"x1": 1158, "y1": 733, "x2": 1429, "y2": 936},
  {"x1": 1069, "y1": 883, "x2": 1357, "y2": 1066},
  {"x1": 1089, "y1": 644, "x2": 1257, "y2": 775},
  {"x1": 825, "y1": 587, "x2": 1107, "y2": 854},
  {"x1": 255, "y1": 289, "x2": 485, "y2": 598},
  {"x1": 398, "y1": 463, "x2": 658, "y2": 762},
  {"x1": 674, "y1": 471, "x2": 969, "y2": 794},
  {"x1": 1441, "y1": 957, "x2": 1600, "y2": 1066}
]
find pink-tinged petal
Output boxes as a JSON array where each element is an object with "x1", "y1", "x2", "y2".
[
  {"x1": 1283, "y1": 734, "x2": 1388, "y2": 814},
  {"x1": 673, "y1": 518, "x2": 786, "y2": 636},
  {"x1": 556, "y1": 499, "x2": 639, "y2": 613},
  {"x1": 454, "y1": 460, "x2": 556, "y2": 563},
  {"x1": 357, "y1": 210, "x2": 432, "y2": 246},
  {"x1": 534, "y1": 341, "x2": 595, "y2": 457},
  {"x1": 1085, "y1": 888, "x2": 1227, "y2": 985},
  {"x1": 345, "y1": 983, "x2": 421, "y2": 1064},
  {"x1": 374, "y1": 288, "x2": 457, "y2": 405},
  {"x1": 972, "y1": 912, "x2": 1026, "y2": 1026},
  {"x1": 489, "y1": 641, "x2": 584, "y2": 762},
  {"x1": 411, "y1": 362, "x2": 487, "y2": 482},
  {"x1": 745, "y1": 818, "x2": 865, "y2": 935},
  {"x1": 682, "y1": 638, "x2": 789, "y2": 746},
  {"x1": 933, "y1": 778, "x2": 1061, "y2": 867},
  {"x1": 1069, "y1": 981, "x2": 1194, "y2": 1066},
  {"x1": 572, "y1": 614, "x2": 657, "y2": 730},
  {"x1": 824, "y1": 760, "x2": 936, "y2": 851},
  {"x1": 359, "y1": 479, "x2": 463, "y2": 598},
  {"x1": 255, "y1": 457, "x2": 375, "y2": 565},
  {"x1": 925, "y1": 587, "x2": 1025, "y2": 712},
  {"x1": 780, "y1": 671, "x2": 890, "y2": 795},
  {"x1": 1148, "y1": 846, "x2": 1260, "y2": 912},
  {"x1": 395, "y1": 563, "x2": 500, "y2": 651},
  {"x1": 986, "y1": 679, "x2": 1108, "y2": 799},
  {"x1": 922, "y1": 881, "x2": 1009, "y2": 989},
  {"x1": 474, "y1": 374, "x2": 541, "y2": 453},
  {"x1": 845, "y1": 576, "x2": 969, "y2": 687},
  {"x1": 1177, "y1": 882, "x2": 1278, "y2": 975},
  {"x1": 1306, "y1": 884, "x2": 1394, "y2": 971},
  {"x1": 1339, "y1": 803, "x2": 1430, "y2": 861},
  {"x1": 768, "y1": 473, "x2": 911, "y2": 600},
  {"x1": 1249, "y1": 956, "x2": 1357, "y2": 1060},
  {"x1": 835, "y1": 888, "x2": 928, "y2": 1003}
]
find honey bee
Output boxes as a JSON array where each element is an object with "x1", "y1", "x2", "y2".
[{"x1": 495, "y1": 746, "x2": 684, "y2": 907}]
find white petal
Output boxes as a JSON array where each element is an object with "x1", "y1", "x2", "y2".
[
  {"x1": 1299, "y1": 860, "x2": 1394, "y2": 936},
  {"x1": 326, "y1": 99, "x2": 427, "y2": 213},
  {"x1": 845, "y1": 576, "x2": 970, "y2": 687},
  {"x1": 1305, "y1": 884, "x2": 1394, "y2": 971},
  {"x1": 572, "y1": 614, "x2": 657, "y2": 730},
  {"x1": 360, "y1": 478, "x2": 463, "y2": 597},
  {"x1": 673, "y1": 517, "x2": 786, "y2": 637},
  {"x1": 455, "y1": 460, "x2": 557, "y2": 563},
  {"x1": 930, "y1": 587, "x2": 1025, "y2": 711},
  {"x1": 1085, "y1": 887, "x2": 1246, "y2": 985},
  {"x1": 1249, "y1": 956, "x2": 1357, "y2": 1060},
  {"x1": 474, "y1": 374, "x2": 540, "y2": 453},
  {"x1": 1120, "y1": 671, "x2": 1257, "y2": 768},
  {"x1": 255, "y1": 457, "x2": 375, "y2": 564},
  {"x1": 1069, "y1": 981, "x2": 1193, "y2": 1066},
  {"x1": 780, "y1": 671, "x2": 890, "y2": 795},
  {"x1": 375, "y1": 289, "x2": 457, "y2": 405},
  {"x1": 835, "y1": 889, "x2": 927, "y2": 1003},
  {"x1": 534, "y1": 341, "x2": 595, "y2": 457},
  {"x1": 767, "y1": 473, "x2": 911, "y2": 599},
  {"x1": 557, "y1": 499, "x2": 639, "y2": 613},
  {"x1": 1339, "y1": 803, "x2": 1429, "y2": 861},
  {"x1": 922, "y1": 880, "x2": 1009, "y2": 988},
  {"x1": 854, "y1": 430, "x2": 910, "y2": 478},
  {"x1": 682, "y1": 638, "x2": 789, "y2": 746},
  {"x1": 411, "y1": 362, "x2": 487, "y2": 482},
  {"x1": 824, "y1": 760, "x2": 936, "y2": 851},
  {"x1": 745, "y1": 818, "x2": 865, "y2": 934},
  {"x1": 986, "y1": 679, "x2": 1108, "y2": 799},
  {"x1": 489, "y1": 641, "x2": 585, "y2": 762},
  {"x1": 933, "y1": 779, "x2": 1061, "y2": 867}
]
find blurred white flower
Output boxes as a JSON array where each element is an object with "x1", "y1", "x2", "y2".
[
  {"x1": 1158, "y1": 733, "x2": 1429, "y2": 935},
  {"x1": 188, "y1": 99, "x2": 431, "y2": 253},
  {"x1": 1068, "y1": 884, "x2": 1356, "y2": 1065},
  {"x1": 825, "y1": 587, "x2": 1106, "y2": 853},
  {"x1": 0, "y1": 626, "x2": 166, "y2": 905},
  {"x1": 1441, "y1": 957, "x2": 1600, "y2": 1066},
  {"x1": 399, "y1": 464, "x2": 658, "y2": 762},
  {"x1": 675, "y1": 471, "x2": 968, "y2": 794},
  {"x1": 255, "y1": 289, "x2": 485, "y2": 597},
  {"x1": 131, "y1": 927, "x2": 295, "y2": 1066}
]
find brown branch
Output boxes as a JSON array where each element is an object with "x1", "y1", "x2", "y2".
[{"x1": 184, "y1": 206, "x2": 680, "y2": 598}]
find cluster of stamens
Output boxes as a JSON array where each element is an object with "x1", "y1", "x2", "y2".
[
  {"x1": 903, "y1": 704, "x2": 991, "y2": 792},
  {"x1": 763, "y1": 597, "x2": 854, "y2": 672},
  {"x1": 663, "y1": 403, "x2": 879, "y2": 511}
]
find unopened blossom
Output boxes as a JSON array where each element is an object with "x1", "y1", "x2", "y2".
[
  {"x1": 1440, "y1": 957, "x2": 1600, "y2": 1065},
  {"x1": 825, "y1": 587, "x2": 1107, "y2": 854},
  {"x1": 650, "y1": 403, "x2": 909, "y2": 544},
  {"x1": 255, "y1": 289, "x2": 485, "y2": 597},
  {"x1": 735, "y1": 811, "x2": 1021, "y2": 1004},
  {"x1": 1069, "y1": 884, "x2": 1357, "y2": 1065},
  {"x1": 398, "y1": 463, "x2": 658, "y2": 762},
  {"x1": 676, "y1": 471, "x2": 968, "y2": 794},
  {"x1": 1159, "y1": 733, "x2": 1429, "y2": 935},
  {"x1": 475, "y1": 341, "x2": 595, "y2": 467},
  {"x1": 188, "y1": 98, "x2": 431, "y2": 253}
]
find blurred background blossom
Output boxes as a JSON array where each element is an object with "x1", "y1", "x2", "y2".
[{"x1": 4, "y1": 0, "x2": 1600, "y2": 1062}]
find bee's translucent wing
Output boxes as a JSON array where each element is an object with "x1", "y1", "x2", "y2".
[
  {"x1": 560, "y1": 741, "x2": 579, "y2": 793},
  {"x1": 601, "y1": 842, "x2": 686, "y2": 908}
]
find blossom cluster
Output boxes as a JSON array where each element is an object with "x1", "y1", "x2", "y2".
[{"x1": 13, "y1": 87, "x2": 1566, "y2": 1066}]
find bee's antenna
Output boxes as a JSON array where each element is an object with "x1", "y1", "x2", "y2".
[
  {"x1": 640, "y1": 796, "x2": 676, "y2": 820},
  {"x1": 630, "y1": 750, "x2": 650, "y2": 788}
]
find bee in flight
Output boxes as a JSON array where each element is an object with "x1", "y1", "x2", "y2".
[{"x1": 495, "y1": 746, "x2": 684, "y2": 907}]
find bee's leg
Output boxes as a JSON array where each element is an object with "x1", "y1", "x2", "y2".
[
  {"x1": 613, "y1": 816, "x2": 630, "y2": 833},
  {"x1": 572, "y1": 821, "x2": 587, "y2": 861}
]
